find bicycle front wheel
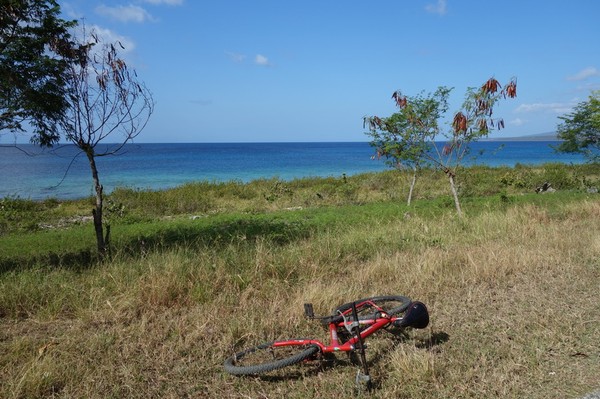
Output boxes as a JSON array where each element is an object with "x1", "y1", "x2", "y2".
[{"x1": 224, "y1": 340, "x2": 320, "y2": 376}]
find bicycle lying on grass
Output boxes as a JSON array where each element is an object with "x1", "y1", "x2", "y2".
[{"x1": 224, "y1": 295, "x2": 429, "y2": 388}]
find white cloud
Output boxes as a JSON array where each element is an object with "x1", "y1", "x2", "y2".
[
  {"x1": 142, "y1": 0, "x2": 183, "y2": 4},
  {"x1": 567, "y1": 67, "x2": 600, "y2": 81},
  {"x1": 95, "y1": 5, "x2": 154, "y2": 23},
  {"x1": 510, "y1": 118, "x2": 525, "y2": 126},
  {"x1": 225, "y1": 52, "x2": 272, "y2": 66},
  {"x1": 425, "y1": 0, "x2": 447, "y2": 15},
  {"x1": 85, "y1": 25, "x2": 136, "y2": 54},
  {"x1": 254, "y1": 54, "x2": 271, "y2": 66},
  {"x1": 226, "y1": 51, "x2": 246, "y2": 63},
  {"x1": 62, "y1": 2, "x2": 84, "y2": 19},
  {"x1": 574, "y1": 82, "x2": 600, "y2": 92},
  {"x1": 515, "y1": 102, "x2": 574, "y2": 115}
]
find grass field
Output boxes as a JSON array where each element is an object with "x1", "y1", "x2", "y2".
[{"x1": 1, "y1": 164, "x2": 599, "y2": 398}]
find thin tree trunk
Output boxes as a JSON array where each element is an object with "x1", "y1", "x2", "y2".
[
  {"x1": 448, "y1": 173, "x2": 463, "y2": 217},
  {"x1": 85, "y1": 150, "x2": 107, "y2": 257},
  {"x1": 407, "y1": 167, "x2": 417, "y2": 206}
]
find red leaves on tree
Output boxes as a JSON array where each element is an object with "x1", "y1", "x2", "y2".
[
  {"x1": 472, "y1": 77, "x2": 517, "y2": 133},
  {"x1": 373, "y1": 116, "x2": 383, "y2": 128},
  {"x1": 96, "y1": 73, "x2": 107, "y2": 90},
  {"x1": 452, "y1": 112, "x2": 468, "y2": 133},
  {"x1": 364, "y1": 116, "x2": 383, "y2": 131},
  {"x1": 478, "y1": 119, "x2": 488, "y2": 131},
  {"x1": 476, "y1": 97, "x2": 491, "y2": 116},
  {"x1": 392, "y1": 91, "x2": 407, "y2": 108},
  {"x1": 504, "y1": 79, "x2": 517, "y2": 98},
  {"x1": 482, "y1": 78, "x2": 501, "y2": 94}
]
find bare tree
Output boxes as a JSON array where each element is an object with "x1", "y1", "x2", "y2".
[{"x1": 62, "y1": 30, "x2": 154, "y2": 257}]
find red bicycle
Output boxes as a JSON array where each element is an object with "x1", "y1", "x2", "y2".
[{"x1": 223, "y1": 295, "x2": 429, "y2": 381}]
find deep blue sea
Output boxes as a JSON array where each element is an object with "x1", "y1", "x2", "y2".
[{"x1": 0, "y1": 141, "x2": 588, "y2": 200}]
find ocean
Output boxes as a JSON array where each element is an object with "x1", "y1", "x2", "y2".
[{"x1": 0, "y1": 141, "x2": 588, "y2": 200}]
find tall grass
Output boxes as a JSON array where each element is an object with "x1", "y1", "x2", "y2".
[
  {"x1": 0, "y1": 164, "x2": 600, "y2": 398},
  {"x1": 1, "y1": 192, "x2": 599, "y2": 398}
]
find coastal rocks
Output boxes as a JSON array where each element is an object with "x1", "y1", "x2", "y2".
[
  {"x1": 38, "y1": 215, "x2": 94, "y2": 230},
  {"x1": 535, "y1": 181, "x2": 599, "y2": 194},
  {"x1": 535, "y1": 182, "x2": 555, "y2": 194}
]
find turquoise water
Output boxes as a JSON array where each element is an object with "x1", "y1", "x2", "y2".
[{"x1": 0, "y1": 141, "x2": 588, "y2": 200}]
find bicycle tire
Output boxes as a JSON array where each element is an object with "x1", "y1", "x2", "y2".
[
  {"x1": 333, "y1": 295, "x2": 412, "y2": 321},
  {"x1": 224, "y1": 340, "x2": 320, "y2": 376}
]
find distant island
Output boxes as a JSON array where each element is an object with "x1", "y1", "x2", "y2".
[{"x1": 487, "y1": 132, "x2": 560, "y2": 141}]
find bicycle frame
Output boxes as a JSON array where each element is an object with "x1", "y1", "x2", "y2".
[
  {"x1": 223, "y1": 295, "x2": 429, "y2": 378},
  {"x1": 272, "y1": 301, "x2": 401, "y2": 354}
]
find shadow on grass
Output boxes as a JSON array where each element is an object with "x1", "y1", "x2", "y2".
[
  {"x1": 0, "y1": 249, "x2": 96, "y2": 274},
  {"x1": 128, "y1": 217, "x2": 309, "y2": 252},
  {"x1": 416, "y1": 331, "x2": 450, "y2": 349},
  {"x1": 0, "y1": 216, "x2": 312, "y2": 273}
]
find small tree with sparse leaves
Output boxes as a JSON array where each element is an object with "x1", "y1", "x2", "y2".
[
  {"x1": 365, "y1": 87, "x2": 451, "y2": 206},
  {"x1": 365, "y1": 77, "x2": 517, "y2": 216}
]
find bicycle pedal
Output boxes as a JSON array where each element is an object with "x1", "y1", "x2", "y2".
[{"x1": 355, "y1": 371, "x2": 372, "y2": 391}]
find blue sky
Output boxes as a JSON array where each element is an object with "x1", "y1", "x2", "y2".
[{"x1": 31, "y1": 1, "x2": 600, "y2": 142}]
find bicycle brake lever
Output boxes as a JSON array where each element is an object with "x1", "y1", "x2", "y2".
[{"x1": 339, "y1": 310, "x2": 359, "y2": 335}]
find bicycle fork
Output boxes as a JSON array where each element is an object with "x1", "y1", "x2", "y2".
[{"x1": 350, "y1": 302, "x2": 372, "y2": 392}]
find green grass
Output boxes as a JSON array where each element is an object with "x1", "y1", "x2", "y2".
[
  {"x1": 0, "y1": 188, "x2": 593, "y2": 271},
  {"x1": 1, "y1": 164, "x2": 599, "y2": 398}
]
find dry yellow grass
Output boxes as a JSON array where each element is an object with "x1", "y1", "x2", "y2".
[{"x1": 1, "y1": 198, "x2": 599, "y2": 398}]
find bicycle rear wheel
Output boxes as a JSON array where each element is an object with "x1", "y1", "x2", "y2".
[
  {"x1": 334, "y1": 295, "x2": 412, "y2": 320},
  {"x1": 224, "y1": 340, "x2": 320, "y2": 376}
]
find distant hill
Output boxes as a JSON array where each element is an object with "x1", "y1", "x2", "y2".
[{"x1": 487, "y1": 132, "x2": 560, "y2": 141}]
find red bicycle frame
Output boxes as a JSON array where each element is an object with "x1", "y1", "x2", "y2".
[
  {"x1": 223, "y1": 295, "x2": 429, "y2": 382},
  {"x1": 272, "y1": 300, "x2": 401, "y2": 353}
]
